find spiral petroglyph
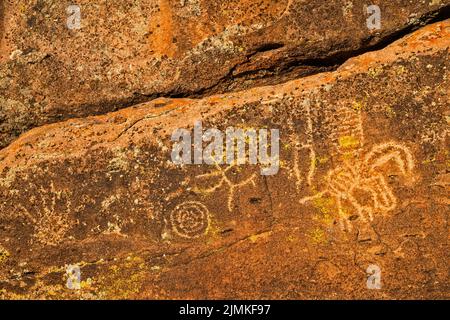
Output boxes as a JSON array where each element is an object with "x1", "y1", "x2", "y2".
[{"x1": 169, "y1": 201, "x2": 210, "y2": 239}]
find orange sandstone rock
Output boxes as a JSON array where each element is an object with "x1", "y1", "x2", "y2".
[
  {"x1": 0, "y1": 0, "x2": 449, "y2": 148},
  {"x1": 0, "y1": 20, "x2": 448, "y2": 299}
]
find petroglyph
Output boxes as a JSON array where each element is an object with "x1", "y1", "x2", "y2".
[
  {"x1": 291, "y1": 99, "x2": 317, "y2": 190},
  {"x1": 12, "y1": 183, "x2": 73, "y2": 246},
  {"x1": 331, "y1": 106, "x2": 365, "y2": 157},
  {"x1": 194, "y1": 163, "x2": 258, "y2": 212},
  {"x1": 0, "y1": 15, "x2": 448, "y2": 299},
  {"x1": 169, "y1": 201, "x2": 210, "y2": 239},
  {"x1": 280, "y1": 0, "x2": 294, "y2": 19},
  {"x1": 300, "y1": 106, "x2": 416, "y2": 231}
]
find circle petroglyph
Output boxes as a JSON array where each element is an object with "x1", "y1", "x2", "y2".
[{"x1": 170, "y1": 201, "x2": 210, "y2": 239}]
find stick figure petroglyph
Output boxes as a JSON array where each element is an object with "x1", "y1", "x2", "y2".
[{"x1": 194, "y1": 162, "x2": 257, "y2": 212}]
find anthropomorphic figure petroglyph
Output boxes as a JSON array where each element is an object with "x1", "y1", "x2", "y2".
[{"x1": 299, "y1": 105, "x2": 416, "y2": 231}]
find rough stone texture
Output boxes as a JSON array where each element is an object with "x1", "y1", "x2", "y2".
[
  {"x1": 0, "y1": 20, "x2": 448, "y2": 299},
  {"x1": 0, "y1": 0, "x2": 449, "y2": 148}
]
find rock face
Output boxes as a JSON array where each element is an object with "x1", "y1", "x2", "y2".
[
  {"x1": 0, "y1": 0, "x2": 449, "y2": 148},
  {"x1": 0, "y1": 17, "x2": 448, "y2": 299}
]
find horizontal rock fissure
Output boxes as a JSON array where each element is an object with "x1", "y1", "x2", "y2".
[
  {"x1": 189, "y1": 4, "x2": 450, "y2": 97},
  {"x1": 52, "y1": 6, "x2": 450, "y2": 118},
  {"x1": 0, "y1": 5, "x2": 449, "y2": 154}
]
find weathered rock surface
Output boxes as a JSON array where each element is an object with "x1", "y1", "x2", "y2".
[
  {"x1": 1, "y1": 0, "x2": 449, "y2": 148},
  {"x1": 0, "y1": 20, "x2": 448, "y2": 299}
]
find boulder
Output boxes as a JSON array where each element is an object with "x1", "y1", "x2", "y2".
[{"x1": 0, "y1": 20, "x2": 448, "y2": 299}]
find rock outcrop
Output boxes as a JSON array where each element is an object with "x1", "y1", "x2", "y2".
[
  {"x1": 0, "y1": 18, "x2": 448, "y2": 299},
  {"x1": 0, "y1": 0, "x2": 449, "y2": 148}
]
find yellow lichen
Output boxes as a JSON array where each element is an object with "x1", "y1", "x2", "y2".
[
  {"x1": 422, "y1": 156, "x2": 436, "y2": 165},
  {"x1": 312, "y1": 195, "x2": 335, "y2": 215},
  {"x1": 0, "y1": 246, "x2": 10, "y2": 264},
  {"x1": 309, "y1": 228, "x2": 327, "y2": 245},
  {"x1": 338, "y1": 135, "x2": 360, "y2": 149},
  {"x1": 248, "y1": 231, "x2": 272, "y2": 243},
  {"x1": 317, "y1": 156, "x2": 329, "y2": 165},
  {"x1": 368, "y1": 66, "x2": 383, "y2": 77},
  {"x1": 395, "y1": 65, "x2": 407, "y2": 75},
  {"x1": 97, "y1": 256, "x2": 147, "y2": 299},
  {"x1": 313, "y1": 213, "x2": 335, "y2": 226},
  {"x1": 107, "y1": 148, "x2": 130, "y2": 173},
  {"x1": 384, "y1": 105, "x2": 396, "y2": 117},
  {"x1": 352, "y1": 101, "x2": 364, "y2": 111},
  {"x1": 286, "y1": 234, "x2": 297, "y2": 242}
]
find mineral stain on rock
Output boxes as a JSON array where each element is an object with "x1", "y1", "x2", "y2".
[{"x1": 0, "y1": 1, "x2": 449, "y2": 300}]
